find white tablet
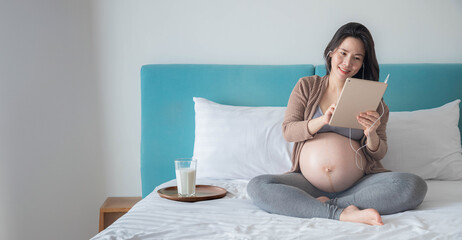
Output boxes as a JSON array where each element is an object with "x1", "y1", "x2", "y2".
[{"x1": 329, "y1": 78, "x2": 388, "y2": 129}]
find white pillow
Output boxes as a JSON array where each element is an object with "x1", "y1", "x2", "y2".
[
  {"x1": 193, "y1": 97, "x2": 293, "y2": 179},
  {"x1": 381, "y1": 99, "x2": 462, "y2": 180}
]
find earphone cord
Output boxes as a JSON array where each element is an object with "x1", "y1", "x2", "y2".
[{"x1": 349, "y1": 100, "x2": 385, "y2": 170}]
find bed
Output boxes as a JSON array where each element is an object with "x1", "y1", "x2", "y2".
[{"x1": 92, "y1": 64, "x2": 462, "y2": 239}]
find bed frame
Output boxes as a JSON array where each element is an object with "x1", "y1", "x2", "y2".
[{"x1": 140, "y1": 63, "x2": 462, "y2": 197}]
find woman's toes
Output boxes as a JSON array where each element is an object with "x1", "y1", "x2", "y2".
[{"x1": 340, "y1": 205, "x2": 384, "y2": 226}]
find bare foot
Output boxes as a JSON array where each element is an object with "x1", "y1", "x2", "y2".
[
  {"x1": 316, "y1": 196, "x2": 330, "y2": 203},
  {"x1": 339, "y1": 205, "x2": 384, "y2": 226}
]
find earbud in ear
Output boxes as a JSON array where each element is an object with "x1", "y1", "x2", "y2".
[{"x1": 325, "y1": 50, "x2": 332, "y2": 59}]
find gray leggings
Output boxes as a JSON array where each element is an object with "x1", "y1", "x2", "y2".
[{"x1": 247, "y1": 172, "x2": 427, "y2": 220}]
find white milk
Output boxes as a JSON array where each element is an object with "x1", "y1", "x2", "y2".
[{"x1": 176, "y1": 168, "x2": 196, "y2": 196}]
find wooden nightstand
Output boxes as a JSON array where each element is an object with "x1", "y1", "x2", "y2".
[{"x1": 99, "y1": 197, "x2": 142, "y2": 232}]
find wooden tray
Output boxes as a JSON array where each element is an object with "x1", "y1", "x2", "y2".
[{"x1": 157, "y1": 185, "x2": 227, "y2": 202}]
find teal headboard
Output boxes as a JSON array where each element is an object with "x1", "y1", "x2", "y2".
[
  {"x1": 140, "y1": 64, "x2": 315, "y2": 197},
  {"x1": 141, "y1": 63, "x2": 462, "y2": 197}
]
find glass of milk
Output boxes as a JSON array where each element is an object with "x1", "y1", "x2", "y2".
[{"x1": 174, "y1": 158, "x2": 197, "y2": 197}]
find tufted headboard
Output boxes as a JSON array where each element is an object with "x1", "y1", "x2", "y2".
[{"x1": 140, "y1": 63, "x2": 462, "y2": 197}]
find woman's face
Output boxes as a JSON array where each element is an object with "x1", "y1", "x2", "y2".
[{"x1": 329, "y1": 37, "x2": 365, "y2": 81}]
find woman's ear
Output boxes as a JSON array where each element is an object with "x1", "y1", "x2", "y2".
[{"x1": 326, "y1": 50, "x2": 332, "y2": 59}]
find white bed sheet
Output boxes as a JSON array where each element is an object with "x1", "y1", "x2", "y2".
[{"x1": 92, "y1": 179, "x2": 462, "y2": 240}]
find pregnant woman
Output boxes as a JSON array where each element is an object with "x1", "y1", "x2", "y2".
[{"x1": 247, "y1": 22, "x2": 427, "y2": 225}]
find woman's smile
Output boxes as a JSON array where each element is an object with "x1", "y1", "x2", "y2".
[{"x1": 338, "y1": 66, "x2": 351, "y2": 75}]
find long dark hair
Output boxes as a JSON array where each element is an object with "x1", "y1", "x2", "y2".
[{"x1": 324, "y1": 22, "x2": 379, "y2": 81}]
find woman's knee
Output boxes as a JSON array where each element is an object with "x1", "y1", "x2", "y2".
[
  {"x1": 247, "y1": 173, "x2": 297, "y2": 201},
  {"x1": 392, "y1": 172, "x2": 428, "y2": 207},
  {"x1": 247, "y1": 174, "x2": 276, "y2": 199}
]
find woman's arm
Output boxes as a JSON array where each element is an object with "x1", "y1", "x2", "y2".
[
  {"x1": 360, "y1": 100, "x2": 389, "y2": 160},
  {"x1": 282, "y1": 77, "x2": 329, "y2": 142},
  {"x1": 365, "y1": 131, "x2": 380, "y2": 152}
]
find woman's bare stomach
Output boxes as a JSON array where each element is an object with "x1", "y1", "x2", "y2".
[{"x1": 299, "y1": 132, "x2": 366, "y2": 193}]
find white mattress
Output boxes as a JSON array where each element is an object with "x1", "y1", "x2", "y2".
[{"x1": 92, "y1": 179, "x2": 462, "y2": 240}]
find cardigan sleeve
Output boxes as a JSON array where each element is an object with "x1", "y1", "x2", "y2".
[
  {"x1": 361, "y1": 99, "x2": 389, "y2": 160},
  {"x1": 282, "y1": 78, "x2": 315, "y2": 142}
]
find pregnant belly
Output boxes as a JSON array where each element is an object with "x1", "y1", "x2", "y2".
[{"x1": 299, "y1": 132, "x2": 366, "y2": 193}]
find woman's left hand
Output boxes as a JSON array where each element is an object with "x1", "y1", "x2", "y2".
[{"x1": 357, "y1": 111, "x2": 380, "y2": 137}]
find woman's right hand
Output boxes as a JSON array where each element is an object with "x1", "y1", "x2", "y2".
[
  {"x1": 323, "y1": 104, "x2": 336, "y2": 124},
  {"x1": 307, "y1": 103, "x2": 336, "y2": 136}
]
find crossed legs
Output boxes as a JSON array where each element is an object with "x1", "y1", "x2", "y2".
[
  {"x1": 247, "y1": 172, "x2": 427, "y2": 225},
  {"x1": 247, "y1": 173, "x2": 344, "y2": 219}
]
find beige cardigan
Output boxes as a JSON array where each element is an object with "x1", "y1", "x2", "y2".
[{"x1": 282, "y1": 75, "x2": 391, "y2": 174}]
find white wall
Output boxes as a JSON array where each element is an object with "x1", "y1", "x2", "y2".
[
  {"x1": 0, "y1": 0, "x2": 105, "y2": 239},
  {"x1": 1, "y1": 0, "x2": 461, "y2": 239}
]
